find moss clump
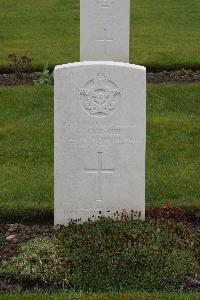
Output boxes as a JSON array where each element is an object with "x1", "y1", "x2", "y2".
[{"x1": 0, "y1": 236, "x2": 70, "y2": 288}]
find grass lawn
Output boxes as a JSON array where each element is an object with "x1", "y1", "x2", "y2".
[
  {"x1": 0, "y1": 293, "x2": 200, "y2": 300},
  {"x1": 0, "y1": 84, "x2": 199, "y2": 219},
  {"x1": 0, "y1": 0, "x2": 200, "y2": 70}
]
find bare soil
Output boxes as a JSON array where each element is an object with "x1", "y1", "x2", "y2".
[
  {"x1": 0, "y1": 223, "x2": 55, "y2": 262},
  {"x1": 0, "y1": 73, "x2": 38, "y2": 86},
  {"x1": 147, "y1": 69, "x2": 200, "y2": 84},
  {"x1": 0, "y1": 69, "x2": 200, "y2": 86}
]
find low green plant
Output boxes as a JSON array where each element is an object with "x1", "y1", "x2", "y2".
[
  {"x1": 58, "y1": 218, "x2": 199, "y2": 292},
  {"x1": 0, "y1": 236, "x2": 70, "y2": 288},
  {"x1": 0, "y1": 292, "x2": 200, "y2": 300},
  {"x1": 34, "y1": 63, "x2": 53, "y2": 85},
  {"x1": 0, "y1": 234, "x2": 6, "y2": 245},
  {"x1": 0, "y1": 220, "x2": 199, "y2": 292},
  {"x1": 8, "y1": 53, "x2": 32, "y2": 78}
]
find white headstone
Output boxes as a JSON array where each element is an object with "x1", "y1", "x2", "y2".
[
  {"x1": 54, "y1": 62, "x2": 146, "y2": 225},
  {"x1": 80, "y1": 0, "x2": 130, "y2": 62}
]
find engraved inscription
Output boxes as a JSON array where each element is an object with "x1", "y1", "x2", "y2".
[
  {"x1": 85, "y1": 152, "x2": 115, "y2": 202},
  {"x1": 64, "y1": 125, "x2": 141, "y2": 147},
  {"x1": 63, "y1": 209, "x2": 142, "y2": 221},
  {"x1": 95, "y1": 0, "x2": 114, "y2": 8},
  {"x1": 80, "y1": 73, "x2": 121, "y2": 117}
]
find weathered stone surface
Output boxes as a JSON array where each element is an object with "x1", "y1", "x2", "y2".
[
  {"x1": 54, "y1": 61, "x2": 146, "y2": 225},
  {"x1": 80, "y1": 0, "x2": 130, "y2": 62}
]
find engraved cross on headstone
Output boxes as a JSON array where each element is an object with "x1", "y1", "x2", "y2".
[
  {"x1": 80, "y1": 0, "x2": 130, "y2": 62},
  {"x1": 96, "y1": 27, "x2": 114, "y2": 55},
  {"x1": 85, "y1": 151, "x2": 115, "y2": 202}
]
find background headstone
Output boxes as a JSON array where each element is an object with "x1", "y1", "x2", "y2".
[
  {"x1": 80, "y1": 0, "x2": 130, "y2": 62},
  {"x1": 54, "y1": 62, "x2": 146, "y2": 225}
]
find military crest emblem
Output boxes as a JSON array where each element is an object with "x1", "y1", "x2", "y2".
[{"x1": 80, "y1": 73, "x2": 121, "y2": 117}]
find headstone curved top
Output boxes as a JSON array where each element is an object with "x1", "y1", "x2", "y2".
[
  {"x1": 54, "y1": 62, "x2": 146, "y2": 225},
  {"x1": 80, "y1": 0, "x2": 130, "y2": 62}
]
